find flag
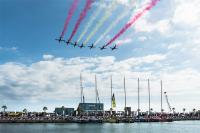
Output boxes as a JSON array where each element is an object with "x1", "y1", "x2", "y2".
[{"x1": 112, "y1": 93, "x2": 116, "y2": 108}]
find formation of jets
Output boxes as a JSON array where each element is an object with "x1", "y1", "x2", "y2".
[{"x1": 55, "y1": 37, "x2": 118, "y2": 50}]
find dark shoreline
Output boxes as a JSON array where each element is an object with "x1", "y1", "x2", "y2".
[{"x1": 0, "y1": 118, "x2": 199, "y2": 123}]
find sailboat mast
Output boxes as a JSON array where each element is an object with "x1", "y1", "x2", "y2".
[
  {"x1": 138, "y1": 78, "x2": 140, "y2": 117},
  {"x1": 111, "y1": 75, "x2": 113, "y2": 110},
  {"x1": 148, "y1": 79, "x2": 151, "y2": 115},
  {"x1": 95, "y1": 75, "x2": 97, "y2": 104},
  {"x1": 80, "y1": 73, "x2": 83, "y2": 103},
  {"x1": 124, "y1": 76, "x2": 127, "y2": 110},
  {"x1": 161, "y1": 80, "x2": 163, "y2": 113}
]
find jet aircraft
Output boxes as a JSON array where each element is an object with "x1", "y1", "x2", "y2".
[
  {"x1": 79, "y1": 43, "x2": 85, "y2": 48},
  {"x1": 88, "y1": 43, "x2": 95, "y2": 49},
  {"x1": 55, "y1": 37, "x2": 65, "y2": 43},
  {"x1": 99, "y1": 45, "x2": 106, "y2": 50},
  {"x1": 110, "y1": 44, "x2": 118, "y2": 50},
  {"x1": 71, "y1": 41, "x2": 78, "y2": 47},
  {"x1": 65, "y1": 39, "x2": 71, "y2": 45}
]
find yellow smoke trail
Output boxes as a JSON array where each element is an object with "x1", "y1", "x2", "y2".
[
  {"x1": 83, "y1": 1, "x2": 118, "y2": 45},
  {"x1": 77, "y1": 6, "x2": 103, "y2": 43},
  {"x1": 94, "y1": 10, "x2": 130, "y2": 46},
  {"x1": 94, "y1": 0, "x2": 142, "y2": 46}
]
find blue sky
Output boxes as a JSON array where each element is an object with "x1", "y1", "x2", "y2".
[
  {"x1": 0, "y1": 0, "x2": 200, "y2": 112},
  {"x1": 0, "y1": 0, "x2": 166, "y2": 63}
]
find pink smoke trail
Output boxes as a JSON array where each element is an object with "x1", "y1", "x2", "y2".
[
  {"x1": 105, "y1": 0, "x2": 160, "y2": 47},
  {"x1": 60, "y1": 0, "x2": 79, "y2": 38},
  {"x1": 68, "y1": 0, "x2": 93, "y2": 42}
]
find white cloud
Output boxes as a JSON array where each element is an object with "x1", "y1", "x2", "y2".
[
  {"x1": 1, "y1": 54, "x2": 200, "y2": 111},
  {"x1": 167, "y1": 43, "x2": 181, "y2": 50},
  {"x1": 111, "y1": 0, "x2": 149, "y2": 10},
  {"x1": 135, "y1": 17, "x2": 171, "y2": 34},
  {"x1": 116, "y1": 0, "x2": 130, "y2": 5},
  {"x1": 133, "y1": 0, "x2": 200, "y2": 34},
  {"x1": 115, "y1": 38, "x2": 132, "y2": 45},
  {"x1": 0, "y1": 54, "x2": 165, "y2": 101},
  {"x1": 172, "y1": 0, "x2": 200, "y2": 27},
  {"x1": 43, "y1": 54, "x2": 55, "y2": 60},
  {"x1": 161, "y1": 68, "x2": 200, "y2": 94},
  {"x1": 0, "y1": 46, "x2": 18, "y2": 52},
  {"x1": 166, "y1": 32, "x2": 200, "y2": 63},
  {"x1": 116, "y1": 0, "x2": 138, "y2": 7},
  {"x1": 138, "y1": 36, "x2": 148, "y2": 42}
]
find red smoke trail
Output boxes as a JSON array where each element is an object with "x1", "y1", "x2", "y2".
[
  {"x1": 105, "y1": 0, "x2": 160, "y2": 47},
  {"x1": 68, "y1": 0, "x2": 93, "y2": 42},
  {"x1": 60, "y1": 0, "x2": 79, "y2": 38}
]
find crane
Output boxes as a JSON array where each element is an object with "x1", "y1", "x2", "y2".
[{"x1": 164, "y1": 92, "x2": 172, "y2": 112}]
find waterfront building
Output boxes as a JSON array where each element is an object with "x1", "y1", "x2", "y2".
[
  {"x1": 77, "y1": 103, "x2": 104, "y2": 115},
  {"x1": 54, "y1": 107, "x2": 74, "y2": 116},
  {"x1": 124, "y1": 107, "x2": 132, "y2": 116}
]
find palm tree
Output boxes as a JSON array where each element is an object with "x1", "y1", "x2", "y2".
[
  {"x1": 43, "y1": 107, "x2": 48, "y2": 113},
  {"x1": 23, "y1": 108, "x2": 28, "y2": 115},
  {"x1": 182, "y1": 108, "x2": 186, "y2": 114},
  {"x1": 172, "y1": 107, "x2": 175, "y2": 114},
  {"x1": 2, "y1": 105, "x2": 7, "y2": 113},
  {"x1": 193, "y1": 108, "x2": 196, "y2": 116},
  {"x1": 149, "y1": 108, "x2": 153, "y2": 115}
]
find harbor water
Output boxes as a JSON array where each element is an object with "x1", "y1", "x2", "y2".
[{"x1": 0, "y1": 121, "x2": 200, "y2": 133}]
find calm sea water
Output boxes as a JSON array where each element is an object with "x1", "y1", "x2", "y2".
[{"x1": 0, "y1": 121, "x2": 200, "y2": 133}]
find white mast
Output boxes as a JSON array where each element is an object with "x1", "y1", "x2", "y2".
[{"x1": 124, "y1": 76, "x2": 127, "y2": 114}]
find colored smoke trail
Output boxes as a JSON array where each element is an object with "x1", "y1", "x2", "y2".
[
  {"x1": 83, "y1": 1, "x2": 118, "y2": 45},
  {"x1": 94, "y1": 10, "x2": 130, "y2": 46},
  {"x1": 77, "y1": 6, "x2": 103, "y2": 43},
  {"x1": 60, "y1": 0, "x2": 79, "y2": 38},
  {"x1": 94, "y1": 0, "x2": 142, "y2": 46},
  {"x1": 105, "y1": 0, "x2": 160, "y2": 47},
  {"x1": 68, "y1": 0, "x2": 93, "y2": 42}
]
